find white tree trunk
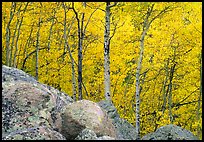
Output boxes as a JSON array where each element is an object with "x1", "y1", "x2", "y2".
[
  {"x1": 104, "y1": 2, "x2": 111, "y2": 101},
  {"x1": 135, "y1": 29, "x2": 147, "y2": 140},
  {"x1": 135, "y1": 5, "x2": 152, "y2": 139},
  {"x1": 134, "y1": 4, "x2": 169, "y2": 139}
]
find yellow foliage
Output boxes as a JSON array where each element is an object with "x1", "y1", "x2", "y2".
[{"x1": 2, "y1": 2, "x2": 202, "y2": 140}]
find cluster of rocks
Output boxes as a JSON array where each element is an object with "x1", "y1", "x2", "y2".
[
  {"x1": 2, "y1": 65, "x2": 116, "y2": 140},
  {"x1": 2, "y1": 65, "x2": 199, "y2": 140}
]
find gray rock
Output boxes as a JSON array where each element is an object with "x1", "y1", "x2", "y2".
[
  {"x1": 141, "y1": 124, "x2": 199, "y2": 140},
  {"x1": 2, "y1": 65, "x2": 37, "y2": 83},
  {"x1": 98, "y1": 100, "x2": 137, "y2": 140},
  {"x1": 75, "y1": 128, "x2": 97, "y2": 140},
  {"x1": 98, "y1": 100, "x2": 120, "y2": 119}
]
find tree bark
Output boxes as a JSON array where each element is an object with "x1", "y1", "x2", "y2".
[
  {"x1": 196, "y1": 52, "x2": 202, "y2": 138},
  {"x1": 21, "y1": 23, "x2": 34, "y2": 70},
  {"x1": 71, "y1": 2, "x2": 97, "y2": 100},
  {"x1": 12, "y1": 3, "x2": 27, "y2": 67},
  {"x1": 47, "y1": 11, "x2": 55, "y2": 51},
  {"x1": 6, "y1": 2, "x2": 16, "y2": 66},
  {"x1": 135, "y1": 28, "x2": 149, "y2": 140},
  {"x1": 71, "y1": 2, "x2": 84, "y2": 100},
  {"x1": 35, "y1": 5, "x2": 42, "y2": 81},
  {"x1": 134, "y1": 4, "x2": 172, "y2": 139},
  {"x1": 78, "y1": 12, "x2": 84, "y2": 100},
  {"x1": 10, "y1": 19, "x2": 19, "y2": 67},
  {"x1": 13, "y1": 16, "x2": 23, "y2": 68},
  {"x1": 135, "y1": 4, "x2": 154, "y2": 140},
  {"x1": 161, "y1": 58, "x2": 170, "y2": 115},
  {"x1": 104, "y1": 2, "x2": 111, "y2": 102},
  {"x1": 168, "y1": 63, "x2": 176, "y2": 123},
  {"x1": 62, "y1": 3, "x2": 77, "y2": 101}
]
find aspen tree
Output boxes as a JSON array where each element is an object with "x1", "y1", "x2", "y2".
[
  {"x1": 35, "y1": 3, "x2": 43, "y2": 81},
  {"x1": 103, "y1": 2, "x2": 117, "y2": 102},
  {"x1": 62, "y1": 2, "x2": 77, "y2": 101},
  {"x1": 6, "y1": 2, "x2": 16, "y2": 66},
  {"x1": 134, "y1": 3, "x2": 171, "y2": 139},
  {"x1": 13, "y1": 2, "x2": 29, "y2": 68}
]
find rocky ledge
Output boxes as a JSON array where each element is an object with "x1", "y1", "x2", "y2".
[{"x1": 2, "y1": 65, "x2": 199, "y2": 140}]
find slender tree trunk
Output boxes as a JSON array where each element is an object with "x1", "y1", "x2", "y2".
[
  {"x1": 72, "y1": 3, "x2": 84, "y2": 100},
  {"x1": 13, "y1": 3, "x2": 28, "y2": 68},
  {"x1": 168, "y1": 63, "x2": 176, "y2": 123},
  {"x1": 135, "y1": 4, "x2": 154, "y2": 139},
  {"x1": 10, "y1": 20, "x2": 19, "y2": 67},
  {"x1": 135, "y1": 28, "x2": 148, "y2": 140},
  {"x1": 71, "y1": 2, "x2": 98, "y2": 100},
  {"x1": 71, "y1": 2, "x2": 83, "y2": 100},
  {"x1": 196, "y1": 52, "x2": 202, "y2": 138},
  {"x1": 45, "y1": 9, "x2": 55, "y2": 76},
  {"x1": 6, "y1": 2, "x2": 16, "y2": 66},
  {"x1": 47, "y1": 14, "x2": 55, "y2": 51},
  {"x1": 16, "y1": 2, "x2": 29, "y2": 68},
  {"x1": 167, "y1": 46, "x2": 177, "y2": 123},
  {"x1": 103, "y1": 2, "x2": 119, "y2": 100},
  {"x1": 104, "y1": 2, "x2": 111, "y2": 102},
  {"x1": 21, "y1": 23, "x2": 34, "y2": 70},
  {"x1": 78, "y1": 13, "x2": 84, "y2": 100},
  {"x1": 162, "y1": 59, "x2": 170, "y2": 115},
  {"x1": 35, "y1": 15, "x2": 42, "y2": 81},
  {"x1": 62, "y1": 3, "x2": 77, "y2": 101},
  {"x1": 134, "y1": 4, "x2": 171, "y2": 138},
  {"x1": 168, "y1": 76, "x2": 173, "y2": 123},
  {"x1": 13, "y1": 17, "x2": 23, "y2": 68},
  {"x1": 70, "y1": 47, "x2": 77, "y2": 101}
]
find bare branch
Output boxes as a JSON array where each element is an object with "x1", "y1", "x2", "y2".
[
  {"x1": 86, "y1": 3, "x2": 106, "y2": 12},
  {"x1": 83, "y1": 7, "x2": 99, "y2": 34},
  {"x1": 149, "y1": 5, "x2": 172, "y2": 26},
  {"x1": 21, "y1": 47, "x2": 47, "y2": 70},
  {"x1": 107, "y1": 2, "x2": 118, "y2": 8}
]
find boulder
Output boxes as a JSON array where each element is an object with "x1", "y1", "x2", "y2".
[
  {"x1": 2, "y1": 65, "x2": 73, "y2": 112},
  {"x1": 2, "y1": 65, "x2": 74, "y2": 140},
  {"x1": 141, "y1": 124, "x2": 199, "y2": 140},
  {"x1": 61, "y1": 100, "x2": 117, "y2": 139},
  {"x1": 98, "y1": 100, "x2": 137, "y2": 140},
  {"x1": 2, "y1": 81, "x2": 63, "y2": 138}
]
